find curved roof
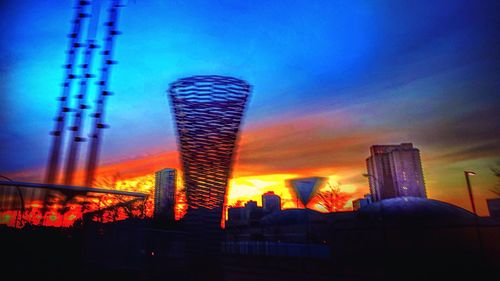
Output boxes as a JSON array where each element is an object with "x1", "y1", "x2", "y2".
[{"x1": 357, "y1": 197, "x2": 476, "y2": 224}]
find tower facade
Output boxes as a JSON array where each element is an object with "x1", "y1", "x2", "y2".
[
  {"x1": 168, "y1": 75, "x2": 251, "y2": 226},
  {"x1": 366, "y1": 143, "x2": 426, "y2": 201},
  {"x1": 154, "y1": 168, "x2": 176, "y2": 221}
]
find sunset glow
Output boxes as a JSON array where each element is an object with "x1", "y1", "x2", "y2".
[
  {"x1": 1, "y1": 2, "x2": 499, "y2": 280},
  {"x1": 1, "y1": 0, "x2": 499, "y2": 221}
]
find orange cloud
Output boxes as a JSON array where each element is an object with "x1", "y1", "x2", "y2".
[
  {"x1": 5, "y1": 107, "x2": 498, "y2": 216},
  {"x1": 92, "y1": 151, "x2": 180, "y2": 182}
]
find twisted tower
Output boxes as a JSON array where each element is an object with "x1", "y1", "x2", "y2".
[{"x1": 168, "y1": 75, "x2": 251, "y2": 225}]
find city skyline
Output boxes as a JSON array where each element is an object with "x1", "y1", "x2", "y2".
[{"x1": 1, "y1": 0, "x2": 499, "y2": 216}]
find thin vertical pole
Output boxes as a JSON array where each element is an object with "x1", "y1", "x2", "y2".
[
  {"x1": 85, "y1": 0, "x2": 123, "y2": 186},
  {"x1": 46, "y1": 1, "x2": 90, "y2": 184},
  {"x1": 64, "y1": 0, "x2": 102, "y2": 185},
  {"x1": 464, "y1": 171, "x2": 484, "y2": 263},
  {"x1": 464, "y1": 172, "x2": 477, "y2": 215}
]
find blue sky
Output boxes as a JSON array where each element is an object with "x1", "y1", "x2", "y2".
[{"x1": 1, "y1": 0, "x2": 499, "y2": 213}]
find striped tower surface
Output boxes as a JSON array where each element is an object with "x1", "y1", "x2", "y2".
[
  {"x1": 168, "y1": 75, "x2": 251, "y2": 226},
  {"x1": 169, "y1": 75, "x2": 251, "y2": 280}
]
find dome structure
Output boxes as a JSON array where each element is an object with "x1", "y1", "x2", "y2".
[{"x1": 357, "y1": 196, "x2": 476, "y2": 225}]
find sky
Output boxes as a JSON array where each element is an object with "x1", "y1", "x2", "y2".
[{"x1": 1, "y1": 0, "x2": 499, "y2": 215}]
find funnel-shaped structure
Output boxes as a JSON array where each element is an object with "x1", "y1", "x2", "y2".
[
  {"x1": 287, "y1": 177, "x2": 328, "y2": 207},
  {"x1": 169, "y1": 75, "x2": 250, "y2": 224}
]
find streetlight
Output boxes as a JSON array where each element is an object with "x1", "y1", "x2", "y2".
[
  {"x1": 464, "y1": 170, "x2": 484, "y2": 259},
  {"x1": 464, "y1": 171, "x2": 477, "y2": 215}
]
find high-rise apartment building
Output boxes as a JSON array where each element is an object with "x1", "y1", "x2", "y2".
[
  {"x1": 154, "y1": 168, "x2": 176, "y2": 221},
  {"x1": 262, "y1": 191, "x2": 281, "y2": 214},
  {"x1": 366, "y1": 143, "x2": 426, "y2": 201}
]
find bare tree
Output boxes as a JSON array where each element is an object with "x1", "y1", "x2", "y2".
[
  {"x1": 175, "y1": 185, "x2": 187, "y2": 219},
  {"x1": 229, "y1": 200, "x2": 244, "y2": 208},
  {"x1": 315, "y1": 181, "x2": 349, "y2": 212}
]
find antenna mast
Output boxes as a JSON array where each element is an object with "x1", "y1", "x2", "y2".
[
  {"x1": 63, "y1": 0, "x2": 102, "y2": 185},
  {"x1": 45, "y1": 1, "x2": 91, "y2": 184},
  {"x1": 85, "y1": 0, "x2": 124, "y2": 187}
]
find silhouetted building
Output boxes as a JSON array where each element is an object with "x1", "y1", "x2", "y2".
[
  {"x1": 244, "y1": 200, "x2": 264, "y2": 225},
  {"x1": 169, "y1": 75, "x2": 250, "y2": 228},
  {"x1": 244, "y1": 200, "x2": 258, "y2": 210},
  {"x1": 227, "y1": 206, "x2": 245, "y2": 226},
  {"x1": 227, "y1": 200, "x2": 263, "y2": 227},
  {"x1": 224, "y1": 197, "x2": 500, "y2": 280},
  {"x1": 352, "y1": 194, "x2": 373, "y2": 211},
  {"x1": 153, "y1": 168, "x2": 176, "y2": 221},
  {"x1": 262, "y1": 191, "x2": 281, "y2": 214},
  {"x1": 487, "y1": 198, "x2": 500, "y2": 217},
  {"x1": 366, "y1": 143, "x2": 426, "y2": 201}
]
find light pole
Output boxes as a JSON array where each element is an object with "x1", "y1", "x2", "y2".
[
  {"x1": 464, "y1": 171, "x2": 477, "y2": 215},
  {"x1": 464, "y1": 170, "x2": 484, "y2": 260}
]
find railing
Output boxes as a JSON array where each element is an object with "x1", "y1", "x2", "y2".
[{"x1": 0, "y1": 180, "x2": 148, "y2": 228}]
